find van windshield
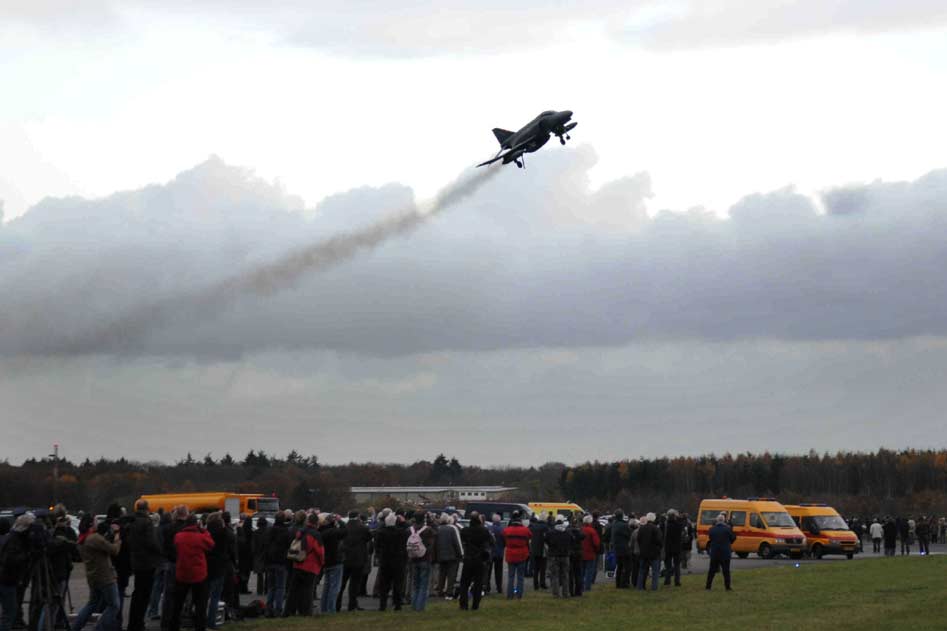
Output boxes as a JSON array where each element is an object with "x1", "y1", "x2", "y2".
[
  {"x1": 812, "y1": 515, "x2": 849, "y2": 530},
  {"x1": 762, "y1": 512, "x2": 796, "y2": 528},
  {"x1": 255, "y1": 498, "x2": 280, "y2": 513}
]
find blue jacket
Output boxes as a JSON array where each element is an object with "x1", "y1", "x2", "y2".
[
  {"x1": 488, "y1": 522, "x2": 505, "y2": 559},
  {"x1": 707, "y1": 523, "x2": 736, "y2": 560}
]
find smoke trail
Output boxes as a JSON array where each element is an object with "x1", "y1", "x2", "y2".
[{"x1": 54, "y1": 164, "x2": 501, "y2": 355}]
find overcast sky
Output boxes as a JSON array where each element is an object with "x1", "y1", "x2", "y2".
[{"x1": 2, "y1": 1, "x2": 947, "y2": 466}]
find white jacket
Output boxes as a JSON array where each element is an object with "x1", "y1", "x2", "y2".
[{"x1": 869, "y1": 522, "x2": 883, "y2": 539}]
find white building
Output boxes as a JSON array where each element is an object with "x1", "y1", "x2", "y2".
[{"x1": 350, "y1": 485, "x2": 517, "y2": 504}]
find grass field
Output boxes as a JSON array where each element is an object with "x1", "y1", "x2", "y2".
[{"x1": 240, "y1": 557, "x2": 947, "y2": 630}]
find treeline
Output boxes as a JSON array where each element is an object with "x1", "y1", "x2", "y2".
[
  {"x1": 4, "y1": 449, "x2": 947, "y2": 517},
  {"x1": 0, "y1": 450, "x2": 563, "y2": 514},
  {"x1": 560, "y1": 449, "x2": 947, "y2": 516}
]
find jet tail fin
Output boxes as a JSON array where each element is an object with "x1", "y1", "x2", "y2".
[{"x1": 492, "y1": 128, "x2": 514, "y2": 146}]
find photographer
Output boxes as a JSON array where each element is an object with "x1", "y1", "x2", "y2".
[
  {"x1": 36, "y1": 506, "x2": 78, "y2": 631},
  {"x1": 74, "y1": 514, "x2": 123, "y2": 631}
]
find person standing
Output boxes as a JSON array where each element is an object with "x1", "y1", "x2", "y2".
[
  {"x1": 457, "y1": 514, "x2": 491, "y2": 611},
  {"x1": 528, "y1": 514, "x2": 549, "y2": 591},
  {"x1": 74, "y1": 514, "x2": 123, "y2": 631},
  {"x1": 680, "y1": 514, "x2": 694, "y2": 572},
  {"x1": 318, "y1": 514, "x2": 347, "y2": 614},
  {"x1": 337, "y1": 512, "x2": 371, "y2": 612},
  {"x1": 159, "y1": 506, "x2": 189, "y2": 631},
  {"x1": 636, "y1": 513, "x2": 663, "y2": 592},
  {"x1": 502, "y1": 512, "x2": 532, "y2": 600},
  {"x1": 567, "y1": 518, "x2": 585, "y2": 597},
  {"x1": 435, "y1": 514, "x2": 463, "y2": 599},
  {"x1": 236, "y1": 516, "x2": 254, "y2": 594},
  {"x1": 883, "y1": 518, "x2": 897, "y2": 557},
  {"x1": 580, "y1": 516, "x2": 601, "y2": 592},
  {"x1": 486, "y1": 515, "x2": 505, "y2": 595},
  {"x1": 263, "y1": 512, "x2": 291, "y2": 616},
  {"x1": 663, "y1": 509, "x2": 683, "y2": 587},
  {"x1": 204, "y1": 513, "x2": 234, "y2": 629},
  {"x1": 604, "y1": 510, "x2": 632, "y2": 588},
  {"x1": 916, "y1": 517, "x2": 931, "y2": 556},
  {"x1": 127, "y1": 500, "x2": 162, "y2": 631},
  {"x1": 375, "y1": 513, "x2": 408, "y2": 612},
  {"x1": 544, "y1": 516, "x2": 572, "y2": 598},
  {"x1": 869, "y1": 518, "x2": 883, "y2": 554},
  {"x1": 282, "y1": 513, "x2": 324, "y2": 617},
  {"x1": 0, "y1": 516, "x2": 31, "y2": 631},
  {"x1": 169, "y1": 516, "x2": 214, "y2": 631},
  {"x1": 407, "y1": 513, "x2": 436, "y2": 611},
  {"x1": 705, "y1": 513, "x2": 736, "y2": 591}
]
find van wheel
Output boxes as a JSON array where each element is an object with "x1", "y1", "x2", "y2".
[
  {"x1": 736, "y1": 552, "x2": 749, "y2": 559},
  {"x1": 758, "y1": 543, "x2": 774, "y2": 559},
  {"x1": 811, "y1": 544, "x2": 823, "y2": 559}
]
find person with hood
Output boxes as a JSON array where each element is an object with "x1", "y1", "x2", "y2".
[
  {"x1": 282, "y1": 513, "x2": 324, "y2": 617},
  {"x1": 544, "y1": 515, "x2": 573, "y2": 598},
  {"x1": 168, "y1": 515, "x2": 214, "y2": 631},
  {"x1": 127, "y1": 500, "x2": 162, "y2": 631},
  {"x1": 0, "y1": 515, "x2": 31, "y2": 631},
  {"x1": 337, "y1": 511, "x2": 372, "y2": 612},
  {"x1": 635, "y1": 513, "x2": 663, "y2": 591},
  {"x1": 580, "y1": 515, "x2": 601, "y2": 592},
  {"x1": 869, "y1": 518, "x2": 883, "y2": 554},
  {"x1": 486, "y1": 514, "x2": 505, "y2": 595},
  {"x1": 435, "y1": 513, "x2": 463, "y2": 599},
  {"x1": 318, "y1": 513, "x2": 347, "y2": 614},
  {"x1": 502, "y1": 512, "x2": 532, "y2": 600},
  {"x1": 528, "y1": 514, "x2": 549, "y2": 591},
  {"x1": 663, "y1": 509, "x2": 683, "y2": 587},
  {"x1": 375, "y1": 512, "x2": 408, "y2": 611},
  {"x1": 74, "y1": 513, "x2": 123, "y2": 631},
  {"x1": 457, "y1": 513, "x2": 491, "y2": 611},
  {"x1": 604, "y1": 510, "x2": 632, "y2": 588},
  {"x1": 204, "y1": 512, "x2": 235, "y2": 629},
  {"x1": 705, "y1": 513, "x2": 736, "y2": 591},
  {"x1": 263, "y1": 512, "x2": 291, "y2": 616}
]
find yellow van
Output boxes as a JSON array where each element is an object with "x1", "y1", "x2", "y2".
[
  {"x1": 784, "y1": 504, "x2": 859, "y2": 559},
  {"x1": 528, "y1": 502, "x2": 585, "y2": 521},
  {"x1": 696, "y1": 497, "x2": 806, "y2": 559}
]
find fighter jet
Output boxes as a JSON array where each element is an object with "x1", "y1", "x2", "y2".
[{"x1": 477, "y1": 110, "x2": 577, "y2": 169}]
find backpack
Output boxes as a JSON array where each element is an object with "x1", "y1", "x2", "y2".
[
  {"x1": 406, "y1": 526, "x2": 427, "y2": 560},
  {"x1": 287, "y1": 536, "x2": 307, "y2": 563}
]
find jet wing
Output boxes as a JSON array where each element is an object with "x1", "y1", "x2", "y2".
[{"x1": 476, "y1": 138, "x2": 531, "y2": 168}]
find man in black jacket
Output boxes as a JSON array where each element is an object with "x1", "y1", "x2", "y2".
[
  {"x1": 635, "y1": 513, "x2": 663, "y2": 591},
  {"x1": 337, "y1": 512, "x2": 372, "y2": 612},
  {"x1": 318, "y1": 515, "x2": 348, "y2": 614},
  {"x1": 159, "y1": 506, "x2": 189, "y2": 631},
  {"x1": 604, "y1": 510, "x2": 632, "y2": 588},
  {"x1": 544, "y1": 516, "x2": 573, "y2": 598},
  {"x1": 263, "y1": 513, "x2": 291, "y2": 616},
  {"x1": 458, "y1": 513, "x2": 492, "y2": 611},
  {"x1": 375, "y1": 513, "x2": 408, "y2": 611},
  {"x1": 528, "y1": 515, "x2": 550, "y2": 591},
  {"x1": 127, "y1": 500, "x2": 162, "y2": 631},
  {"x1": 663, "y1": 509, "x2": 683, "y2": 587}
]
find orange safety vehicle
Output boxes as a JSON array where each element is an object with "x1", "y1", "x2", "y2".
[
  {"x1": 784, "y1": 503, "x2": 859, "y2": 559},
  {"x1": 696, "y1": 497, "x2": 806, "y2": 559},
  {"x1": 137, "y1": 492, "x2": 279, "y2": 517}
]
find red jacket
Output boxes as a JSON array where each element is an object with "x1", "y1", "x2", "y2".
[
  {"x1": 293, "y1": 531, "x2": 325, "y2": 576},
  {"x1": 502, "y1": 524, "x2": 532, "y2": 564},
  {"x1": 174, "y1": 525, "x2": 214, "y2": 583},
  {"x1": 581, "y1": 526, "x2": 601, "y2": 561}
]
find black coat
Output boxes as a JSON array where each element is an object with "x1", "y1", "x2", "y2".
[
  {"x1": 48, "y1": 524, "x2": 78, "y2": 581},
  {"x1": 636, "y1": 523, "x2": 663, "y2": 560},
  {"x1": 529, "y1": 521, "x2": 549, "y2": 558},
  {"x1": 374, "y1": 526, "x2": 408, "y2": 569},
  {"x1": 664, "y1": 517, "x2": 683, "y2": 555},
  {"x1": 544, "y1": 527, "x2": 573, "y2": 558},
  {"x1": 319, "y1": 523, "x2": 348, "y2": 567},
  {"x1": 460, "y1": 523, "x2": 492, "y2": 562},
  {"x1": 129, "y1": 512, "x2": 162, "y2": 573},
  {"x1": 341, "y1": 520, "x2": 372, "y2": 569},
  {"x1": 206, "y1": 522, "x2": 236, "y2": 579},
  {"x1": 605, "y1": 520, "x2": 632, "y2": 555},
  {"x1": 0, "y1": 530, "x2": 31, "y2": 586},
  {"x1": 264, "y1": 522, "x2": 292, "y2": 566},
  {"x1": 237, "y1": 520, "x2": 254, "y2": 575}
]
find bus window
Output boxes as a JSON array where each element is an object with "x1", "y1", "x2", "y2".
[
  {"x1": 729, "y1": 511, "x2": 747, "y2": 527},
  {"x1": 750, "y1": 513, "x2": 764, "y2": 529}
]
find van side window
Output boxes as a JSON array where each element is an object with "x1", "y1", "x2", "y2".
[
  {"x1": 750, "y1": 513, "x2": 764, "y2": 528},
  {"x1": 729, "y1": 511, "x2": 747, "y2": 527},
  {"x1": 700, "y1": 510, "x2": 721, "y2": 525}
]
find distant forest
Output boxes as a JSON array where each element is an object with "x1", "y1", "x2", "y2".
[{"x1": 3, "y1": 449, "x2": 947, "y2": 517}]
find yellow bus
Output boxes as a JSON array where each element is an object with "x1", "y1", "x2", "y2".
[
  {"x1": 784, "y1": 503, "x2": 859, "y2": 559},
  {"x1": 696, "y1": 497, "x2": 806, "y2": 559},
  {"x1": 528, "y1": 502, "x2": 585, "y2": 521},
  {"x1": 137, "y1": 492, "x2": 280, "y2": 517}
]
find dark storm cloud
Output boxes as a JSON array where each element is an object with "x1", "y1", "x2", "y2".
[{"x1": 2, "y1": 149, "x2": 946, "y2": 359}]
